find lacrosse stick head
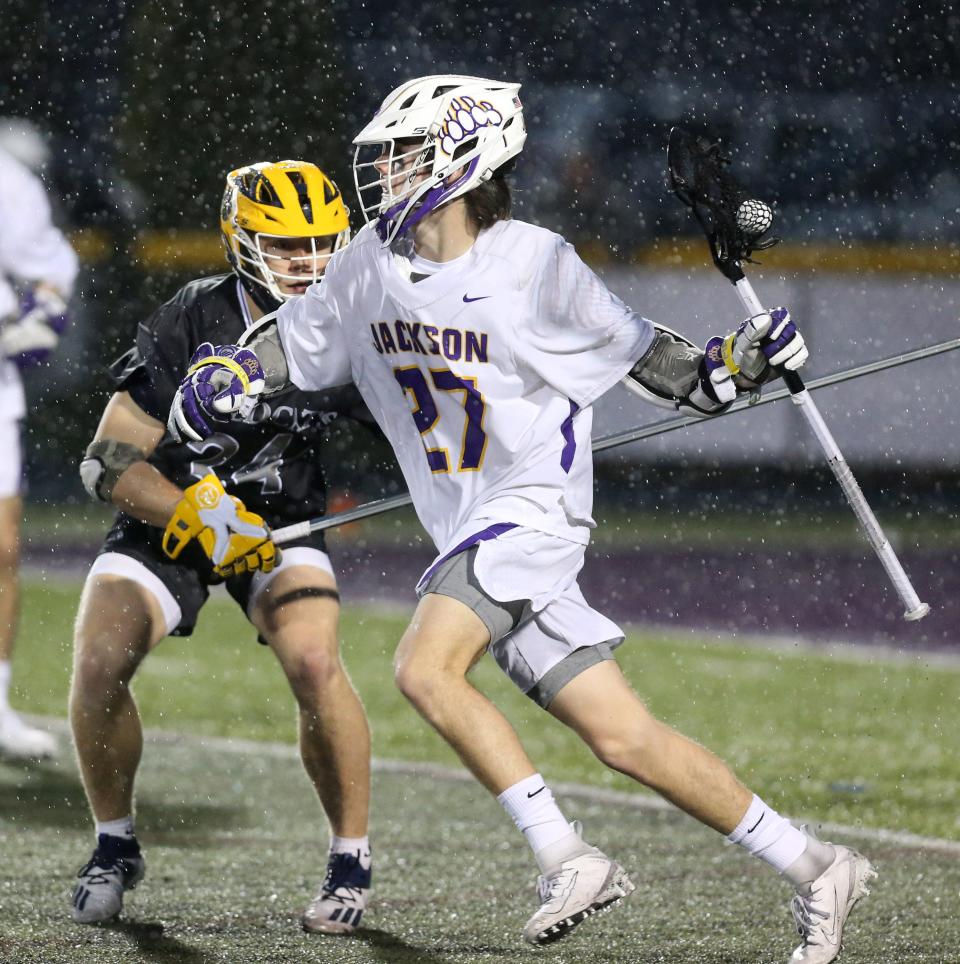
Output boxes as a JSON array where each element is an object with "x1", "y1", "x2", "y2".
[{"x1": 667, "y1": 125, "x2": 780, "y2": 282}]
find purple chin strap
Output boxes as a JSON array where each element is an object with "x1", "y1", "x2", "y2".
[{"x1": 377, "y1": 157, "x2": 479, "y2": 242}]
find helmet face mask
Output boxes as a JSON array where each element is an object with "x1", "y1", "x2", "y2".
[
  {"x1": 221, "y1": 161, "x2": 350, "y2": 303},
  {"x1": 352, "y1": 76, "x2": 526, "y2": 245},
  {"x1": 245, "y1": 231, "x2": 341, "y2": 298}
]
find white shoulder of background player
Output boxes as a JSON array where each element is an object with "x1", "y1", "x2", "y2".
[{"x1": 0, "y1": 149, "x2": 79, "y2": 308}]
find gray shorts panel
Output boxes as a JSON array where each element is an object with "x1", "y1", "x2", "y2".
[
  {"x1": 419, "y1": 546, "x2": 529, "y2": 644},
  {"x1": 527, "y1": 642, "x2": 616, "y2": 709}
]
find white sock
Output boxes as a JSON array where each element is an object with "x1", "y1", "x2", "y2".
[
  {"x1": 532, "y1": 825, "x2": 595, "y2": 875},
  {"x1": 782, "y1": 832, "x2": 836, "y2": 893},
  {"x1": 330, "y1": 835, "x2": 371, "y2": 867},
  {"x1": 96, "y1": 816, "x2": 136, "y2": 841},
  {"x1": 0, "y1": 660, "x2": 11, "y2": 713},
  {"x1": 497, "y1": 773, "x2": 580, "y2": 870},
  {"x1": 727, "y1": 795, "x2": 809, "y2": 873}
]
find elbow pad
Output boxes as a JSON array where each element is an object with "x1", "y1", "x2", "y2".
[
  {"x1": 80, "y1": 440, "x2": 147, "y2": 503},
  {"x1": 622, "y1": 325, "x2": 729, "y2": 418},
  {"x1": 237, "y1": 312, "x2": 290, "y2": 394}
]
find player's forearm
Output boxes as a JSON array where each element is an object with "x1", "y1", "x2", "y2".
[{"x1": 110, "y1": 461, "x2": 184, "y2": 528}]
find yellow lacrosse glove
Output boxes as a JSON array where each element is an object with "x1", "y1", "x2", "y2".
[{"x1": 162, "y1": 473, "x2": 279, "y2": 578}]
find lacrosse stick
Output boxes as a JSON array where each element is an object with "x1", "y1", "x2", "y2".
[
  {"x1": 666, "y1": 125, "x2": 929, "y2": 621},
  {"x1": 272, "y1": 336, "x2": 959, "y2": 556}
]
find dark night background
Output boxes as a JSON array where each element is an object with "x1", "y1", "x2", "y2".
[{"x1": 1, "y1": 1, "x2": 957, "y2": 538}]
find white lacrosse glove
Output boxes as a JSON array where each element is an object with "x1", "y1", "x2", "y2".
[
  {"x1": 0, "y1": 287, "x2": 69, "y2": 368},
  {"x1": 167, "y1": 342, "x2": 265, "y2": 443},
  {"x1": 705, "y1": 307, "x2": 808, "y2": 402}
]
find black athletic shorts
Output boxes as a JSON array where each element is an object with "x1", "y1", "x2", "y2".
[{"x1": 97, "y1": 513, "x2": 330, "y2": 641}]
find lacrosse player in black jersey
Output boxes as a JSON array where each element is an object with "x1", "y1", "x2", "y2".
[{"x1": 69, "y1": 161, "x2": 374, "y2": 934}]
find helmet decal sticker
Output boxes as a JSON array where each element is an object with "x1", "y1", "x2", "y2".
[{"x1": 438, "y1": 96, "x2": 503, "y2": 157}]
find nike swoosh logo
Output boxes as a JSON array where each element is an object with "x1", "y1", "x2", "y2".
[
  {"x1": 462, "y1": 294, "x2": 491, "y2": 303},
  {"x1": 527, "y1": 786, "x2": 546, "y2": 798},
  {"x1": 820, "y1": 890, "x2": 843, "y2": 944},
  {"x1": 747, "y1": 814, "x2": 764, "y2": 833}
]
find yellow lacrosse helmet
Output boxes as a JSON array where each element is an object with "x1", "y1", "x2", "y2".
[{"x1": 220, "y1": 160, "x2": 350, "y2": 303}]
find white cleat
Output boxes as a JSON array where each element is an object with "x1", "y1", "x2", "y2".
[
  {"x1": 522, "y1": 849, "x2": 635, "y2": 945},
  {"x1": 789, "y1": 844, "x2": 876, "y2": 963},
  {"x1": 0, "y1": 710, "x2": 58, "y2": 759},
  {"x1": 302, "y1": 849, "x2": 371, "y2": 934},
  {"x1": 71, "y1": 835, "x2": 146, "y2": 924}
]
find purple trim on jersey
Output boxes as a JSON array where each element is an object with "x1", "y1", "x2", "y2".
[
  {"x1": 560, "y1": 400, "x2": 579, "y2": 474},
  {"x1": 418, "y1": 521, "x2": 519, "y2": 588},
  {"x1": 377, "y1": 158, "x2": 480, "y2": 241}
]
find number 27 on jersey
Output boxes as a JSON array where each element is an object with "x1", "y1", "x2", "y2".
[{"x1": 394, "y1": 366, "x2": 488, "y2": 473}]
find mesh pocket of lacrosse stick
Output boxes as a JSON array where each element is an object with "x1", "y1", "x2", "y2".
[{"x1": 667, "y1": 126, "x2": 779, "y2": 281}]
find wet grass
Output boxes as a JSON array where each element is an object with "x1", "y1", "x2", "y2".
[
  {"x1": 7, "y1": 579, "x2": 960, "y2": 841},
  {"x1": 1, "y1": 729, "x2": 958, "y2": 963}
]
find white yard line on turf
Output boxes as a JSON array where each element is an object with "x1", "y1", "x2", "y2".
[
  {"x1": 621, "y1": 622, "x2": 960, "y2": 669},
  {"x1": 49, "y1": 721, "x2": 955, "y2": 858}
]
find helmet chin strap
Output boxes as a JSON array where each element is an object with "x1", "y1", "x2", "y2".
[{"x1": 377, "y1": 157, "x2": 479, "y2": 243}]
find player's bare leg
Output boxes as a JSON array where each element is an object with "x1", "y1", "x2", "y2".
[
  {"x1": 394, "y1": 592, "x2": 632, "y2": 944},
  {"x1": 549, "y1": 658, "x2": 872, "y2": 962},
  {"x1": 548, "y1": 659, "x2": 752, "y2": 832},
  {"x1": 0, "y1": 496, "x2": 21, "y2": 666},
  {"x1": 69, "y1": 575, "x2": 165, "y2": 923},
  {"x1": 71, "y1": 576, "x2": 166, "y2": 818},
  {"x1": 254, "y1": 566, "x2": 371, "y2": 835},
  {"x1": 394, "y1": 592, "x2": 536, "y2": 793},
  {"x1": 0, "y1": 494, "x2": 56, "y2": 759},
  {"x1": 254, "y1": 565, "x2": 373, "y2": 934}
]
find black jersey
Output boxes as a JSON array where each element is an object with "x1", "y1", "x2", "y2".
[{"x1": 111, "y1": 273, "x2": 369, "y2": 527}]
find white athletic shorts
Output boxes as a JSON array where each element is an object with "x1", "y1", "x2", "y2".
[
  {"x1": 87, "y1": 546, "x2": 335, "y2": 638},
  {"x1": 418, "y1": 526, "x2": 624, "y2": 707},
  {"x1": 0, "y1": 417, "x2": 22, "y2": 498}
]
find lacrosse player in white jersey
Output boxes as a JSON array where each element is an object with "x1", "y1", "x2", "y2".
[
  {"x1": 0, "y1": 131, "x2": 78, "y2": 760},
  {"x1": 169, "y1": 77, "x2": 875, "y2": 962}
]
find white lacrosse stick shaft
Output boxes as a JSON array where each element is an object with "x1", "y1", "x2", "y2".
[{"x1": 735, "y1": 277, "x2": 929, "y2": 621}]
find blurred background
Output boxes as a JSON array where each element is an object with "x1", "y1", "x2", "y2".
[{"x1": 2, "y1": 0, "x2": 957, "y2": 646}]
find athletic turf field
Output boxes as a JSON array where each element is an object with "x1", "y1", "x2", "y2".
[{"x1": 1, "y1": 578, "x2": 958, "y2": 962}]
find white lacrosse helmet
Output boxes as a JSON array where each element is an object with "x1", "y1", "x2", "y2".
[{"x1": 353, "y1": 75, "x2": 526, "y2": 245}]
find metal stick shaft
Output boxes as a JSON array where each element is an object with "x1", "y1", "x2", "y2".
[
  {"x1": 733, "y1": 277, "x2": 929, "y2": 621},
  {"x1": 272, "y1": 335, "x2": 959, "y2": 571}
]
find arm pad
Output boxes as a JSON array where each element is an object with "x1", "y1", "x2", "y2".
[
  {"x1": 622, "y1": 325, "x2": 729, "y2": 417},
  {"x1": 237, "y1": 312, "x2": 290, "y2": 394}
]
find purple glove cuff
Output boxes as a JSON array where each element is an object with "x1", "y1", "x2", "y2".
[
  {"x1": 19, "y1": 288, "x2": 70, "y2": 335},
  {"x1": 702, "y1": 335, "x2": 725, "y2": 375}
]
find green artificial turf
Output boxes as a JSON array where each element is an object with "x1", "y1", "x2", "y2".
[
  {"x1": 1, "y1": 727, "x2": 958, "y2": 963},
  {"x1": 9, "y1": 579, "x2": 960, "y2": 841}
]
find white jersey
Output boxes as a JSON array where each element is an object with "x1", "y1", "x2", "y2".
[
  {"x1": 0, "y1": 148, "x2": 79, "y2": 420},
  {"x1": 278, "y1": 219, "x2": 654, "y2": 556}
]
